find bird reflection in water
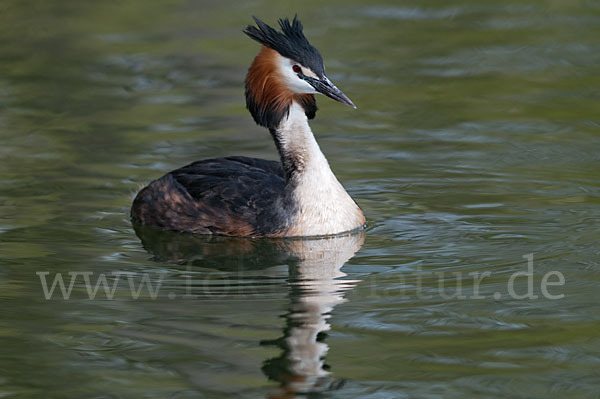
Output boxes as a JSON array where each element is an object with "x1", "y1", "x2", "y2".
[{"x1": 133, "y1": 225, "x2": 364, "y2": 397}]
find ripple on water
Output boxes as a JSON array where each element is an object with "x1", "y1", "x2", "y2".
[
  {"x1": 419, "y1": 44, "x2": 600, "y2": 77},
  {"x1": 358, "y1": 6, "x2": 462, "y2": 20}
]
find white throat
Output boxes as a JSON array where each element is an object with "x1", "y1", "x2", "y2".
[{"x1": 276, "y1": 102, "x2": 365, "y2": 236}]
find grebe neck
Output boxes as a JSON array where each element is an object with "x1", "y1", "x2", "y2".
[
  {"x1": 272, "y1": 101, "x2": 366, "y2": 236},
  {"x1": 269, "y1": 101, "x2": 324, "y2": 179}
]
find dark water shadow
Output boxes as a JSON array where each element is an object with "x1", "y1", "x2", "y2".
[{"x1": 133, "y1": 224, "x2": 365, "y2": 397}]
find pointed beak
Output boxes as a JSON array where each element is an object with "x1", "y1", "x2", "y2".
[{"x1": 307, "y1": 76, "x2": 356, "y2": 109}]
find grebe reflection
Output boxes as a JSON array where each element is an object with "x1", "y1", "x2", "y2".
[{"x1": 133, "y1": 226, "x2": 364, "y2": 396}]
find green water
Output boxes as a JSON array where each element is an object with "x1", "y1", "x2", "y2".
[{"x1": 1, "y1": 0, "x2": 599, "y2": 397}]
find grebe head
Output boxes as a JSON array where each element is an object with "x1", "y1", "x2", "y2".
[{"x1": 244, "y1": 16, "x2": 355, "y2": 128}]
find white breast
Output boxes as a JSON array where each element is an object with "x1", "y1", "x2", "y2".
[{"x1": 278, "y1": 102, "x2": 365, "y2": 236}]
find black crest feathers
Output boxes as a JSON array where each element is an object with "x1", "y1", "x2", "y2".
[{"x1": 244, "y1": 16, "x2": 325, "y2": 77}]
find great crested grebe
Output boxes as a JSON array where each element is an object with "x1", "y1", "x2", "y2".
[{"x1": 131, "y1": 16, "x2": 365, "y2": 237}]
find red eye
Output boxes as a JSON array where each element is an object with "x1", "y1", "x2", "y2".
[{"x1": 292, "y1": 65, "x2": 301, "y2": 74}]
